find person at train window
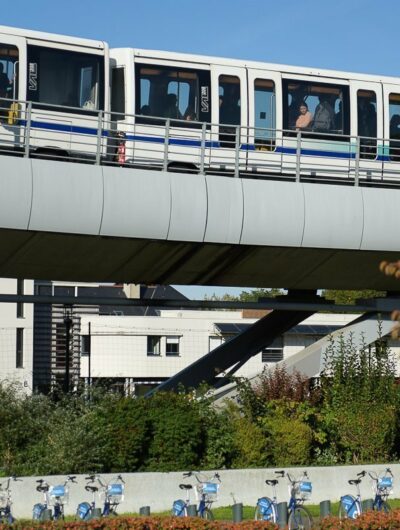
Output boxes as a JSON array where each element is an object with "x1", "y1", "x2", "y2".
[
  {"x1": 0, "y1": 63, "x2": 10, "y2": 99},
  {"x1": 164, "y1": 93, "x2": 182, "y2": 119},
  {"x1": 183, "y1": 105, "x2": 196, "y2": 121},
  {"x1": 358, "y1": 98, "x2": 376, "y2": 139},
  {"x1": 295, "y1": 102, "x2": 313, "y2": 130},
  {"x1": 390, "y1": 114, "x2": 400, "y2": 161},
  {"x1": 220, "y1": 86, "x2": 240, "y2": 125},
  {"x1": 312, "y1": 95, "x2": 335, "y2": 131}
]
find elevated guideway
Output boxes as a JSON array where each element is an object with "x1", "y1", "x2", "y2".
[{"x1": 0, "y1": 153, "x2": 400, "y2": 290}]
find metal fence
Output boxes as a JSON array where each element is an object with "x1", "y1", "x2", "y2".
[{"x1": 1, "y1": 97, "x2": 400, "y2": 186}]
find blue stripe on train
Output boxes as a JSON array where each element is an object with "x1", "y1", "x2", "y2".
[{"x1": 20, "y1": 120, "x2": 392, "y2": 161}]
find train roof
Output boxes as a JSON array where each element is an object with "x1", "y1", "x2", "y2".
[
  {"x1": 111, "y1": 47, "x2": 400, "y2": 86},
  {"x1": 0, "y1": 25, "x2": 106, "y2": 50}
]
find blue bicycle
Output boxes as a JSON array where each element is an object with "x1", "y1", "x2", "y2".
[
  {"x1": 255, "y1": 471, "x2": 312, "y2": 529},
  {"x1": 255, "y1": 470, "x2": 284, "y2": 522},
  {"x1": 33, "y1": 476, "x2": 76, "y2": 521},
  {"x1": 77, "y1": 474, "x2": 125, "y2": 520},
  {"x1": 0, "y1": 476, "x2": 21, "y2": 524},
  {"x1": 369, "y1": 468, "x2": 393, "y2": 512},
  {"x1": 172, "y1": 471, "x2": 221, "y2": 520},
  {"x1": 339, "y1": 470, "x2": 366, "y2": 519}
]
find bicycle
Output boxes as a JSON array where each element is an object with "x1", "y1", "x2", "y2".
[
  {"x1": 255, "y1": 470, "x2": 312, "y2": 528},
  {"x1": 369, "y1": 468, "x2": 393, "y2": 512},
  {"x1": 286, "y1": 472, "x2": 313, "y2": 530},
  {"x1": 0, "y1": 476, "x2": 21, "y2": 523},
  {"x1": 33, "y1": 476, "x2": 76, "y2": 521},
  {"x1": 172, "y1": 471, "x2": 221, "y2": 519},
  {"x1": 339, "y1": 470, "x2": 366, "y2": 519},
  {"x1": 77, "y1": 474, "x2": 125, "y2": 520},
  {"x1": 255, "y1": 470, "x2": 285, "y2": 522}
]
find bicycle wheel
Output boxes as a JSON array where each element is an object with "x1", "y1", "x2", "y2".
[
  {"x1": 288, "y1": 506, "x2": 312, "y2": 530},
  {"x1": 376, "y1": 500, "x2": 390, "y2": 513},
  {"x1": 255, "y1": 497, "x2": 276, "y2": 522},
  {"x1": 202, "y1": 508, "x2": 214, "y2": 520}
]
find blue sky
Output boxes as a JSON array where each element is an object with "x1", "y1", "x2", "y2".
[{"x1": 3, "y1": 0, "x2": 397, "y2": 299}]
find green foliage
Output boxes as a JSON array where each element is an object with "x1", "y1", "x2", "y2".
[
  {"x1": 321, "y1": 289, "x2": 385, "y2": 305},
  {"x1": 320, "y1": 329, "x2": 397, "y2": 463},
  {"x1": 144, "y1": 392, "x2": 205, "y2": 471},
  {"x1": 204, "y1": 288, "x2": 284, "y2": 302}
]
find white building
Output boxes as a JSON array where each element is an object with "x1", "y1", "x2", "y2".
[
  {"x1": 0, "y1": 279, "x2": 34, "y2": 392},
  {"x1": 79, "y1": 310, "x2": 362, "y2": 394}
]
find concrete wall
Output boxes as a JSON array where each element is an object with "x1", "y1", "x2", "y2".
[{"x1": 9, "y1": 464, "x2": 400, "y2": 518}]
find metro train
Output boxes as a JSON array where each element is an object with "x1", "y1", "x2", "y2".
[{"x1": 1, "y1": 24, "x2": 400, "y2": 181}]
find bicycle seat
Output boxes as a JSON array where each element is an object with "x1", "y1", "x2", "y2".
[
  {"x1": 85, "y1": 485, "x2": 98, "y2": 492},
  {"x1": 349, "y1": 479, "x2": 361, "y2": 485},
  {"x1": 179, "y1": 484, "x2": 193, "y2": 490},
  {"x1": 36, "y1": 485, "x2": 49, "y2": 493},
  {"x1": 266, "y1": 480, "x2": 278, "y2": 486}
]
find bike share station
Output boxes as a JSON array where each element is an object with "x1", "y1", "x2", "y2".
[{"x1": 0, "y1": 290, "x2": 399, "y2": 525}]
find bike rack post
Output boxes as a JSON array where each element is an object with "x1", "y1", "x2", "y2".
[
  {"x1": 320, "y1": 500, "x2": 331, "y2": 517},
  {"x1": 42, "y1": 509, "x2": 52, "y2": 521},
  {"x1": 362, "y1": 498, "x2": 374, "y2": 512},
  {"x1": 232, "y1": 502, "x2": 243, "y2": 522},
  {"x1": 91, "y1": 507, "x2": 102, "y2": 519},
  {"x1": 277, "y1": 501, "x2": 288, "y2": 528},
  {"x1": 139, "y1": 506, "x2": 150, "y2": 516},
  {"x1": 187, "y1": 504, "x2": 197, "y2": 516}
]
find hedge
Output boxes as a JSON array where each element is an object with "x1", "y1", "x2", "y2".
[
  {"x1": 320, "y1": 511, "x2": 400, "y2": 529},
  {"x1": 0, "y1": 517, "x2": 279, "y2": 530}
]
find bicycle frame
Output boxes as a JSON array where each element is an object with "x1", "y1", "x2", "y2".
[
  {"x1": 369, "y1": 468, "x2": 393, "y2": 511},
  {"x1": 173, "y1": 471, "x2": 220, "y2": 518},
  {"x1": 340, "y1": 471, "x2": 366, "y2": 519}
]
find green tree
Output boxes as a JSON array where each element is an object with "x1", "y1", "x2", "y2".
[
  {"x1": 321, "y1": 289, "x2": 385, "y2": 305},
  {"x1": 320, "y1": 330, "x2": 397, "y2": 463}
]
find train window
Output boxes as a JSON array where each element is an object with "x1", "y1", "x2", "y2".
[
  {"x1": 27, "y1": 45, "x2": 104, "y2": 113},
  {"x1": 254, "y1": 79, "x2": 275, "y2": 149},
  {"x1": 135, "y1": 64, "x2": 211, "y2": 127},
  {"x1": 389, "y1": 93, "x2": 400, "y2": 162},
  {"x1": 283, "y1": 79, "x2": 349, "y2": 138},
  {"x1": 357, "y1": 89, "x2": 377, "y2": 159},
  {"x1": 0, "y1": 44, "x2": 18, "y2": 101},
  {"x1": 219, "y1": 75, "x2": 241, "y2": 125}
]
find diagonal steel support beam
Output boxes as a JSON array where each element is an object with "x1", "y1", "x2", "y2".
[{"x1": 151, "y1": 306, "x2": 315, "y2": 394}]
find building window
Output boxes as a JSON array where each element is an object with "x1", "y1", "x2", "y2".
[
  {"x1": 166, "y1": 336, "x2": 180, "y2": 356},
  {"x1": 147, "y1": 335, "x2": 161, "y2": 356},
  {"x1": 16, "y1": 328, "x2": 23, "y2": 368},
  {"x1": 209, "y1": 335, "x2": 223, "y2": 351},
  {"x1": 16, "y1": 279, "x2": 24, "y2": 318},
  {"x1": 81, "y1": 335, "x2": 90, "y2": 356},
  {"x1": 261, "y1": 336, "x2": 283, "y2": 363}
]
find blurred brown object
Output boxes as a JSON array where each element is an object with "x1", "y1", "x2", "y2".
[{"x1": 380, "y1": 260, "x2": 400, "y2": 338}]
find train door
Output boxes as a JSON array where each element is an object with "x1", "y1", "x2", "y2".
[
  {"x1": 26, "y1": 43, "x2": 106, "y2": 160},
  {"x1": 382, "y1": 84, "x2": 400, "y2": 182},
  {"x1": 210, "y1": 65, "x2": 247, "y2": 173},
  {"x1": 350, "y1": 80, "x2": 383, "y2": 181},
  {"x1": 0, "y1": 34, "x2": 26, "y2": 152},
  {"x1": 133, "y1": 60, "x2": 212, "y2": 172},
  {"x1": 246, "y1": 68, "x2": 282, "y2": 174}
]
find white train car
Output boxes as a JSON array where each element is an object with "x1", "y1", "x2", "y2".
[
  {"x1": 110, "y1": 47, "x2": 400, "y2": 182},
  {"x1": 0, "y1": 25, "x2": 109, "y2": 160}
]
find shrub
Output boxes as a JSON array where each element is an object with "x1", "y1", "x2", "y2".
[{"x1": 0, "y1": 516, "x2": 279, "y2": 529}]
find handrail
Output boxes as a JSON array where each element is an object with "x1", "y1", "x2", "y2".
[{"x1": 0, "y1": 97, "x2": 399, "y2": 186}]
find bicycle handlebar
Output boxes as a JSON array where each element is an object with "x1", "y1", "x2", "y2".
[
  {"x1": 357, "y1": 471, "x2": 366, "y2": 478},
  {"x1": 275, "y1": 470, "x2": 285, "y2": 477}
]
